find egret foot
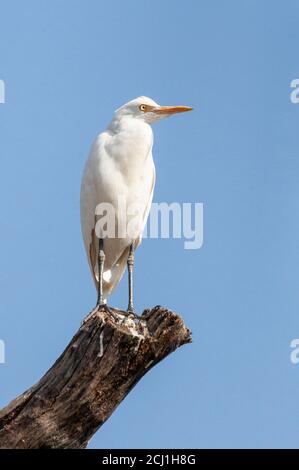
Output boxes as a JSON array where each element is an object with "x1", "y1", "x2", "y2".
[
  {"x1": 97, "y1": 303, "x2": 120, "y2": 322},
  {"x1": 82, "y1": 306, "x2": 98, "y2": 325},
  {"x1": 126, "y1": 308, "x2": 142, "y2": 321},
  {"x1": 127, "y1": 305, "x2": 135, "y2": 316},
  {"x1": 82, "y1": 304, "x2": 119, "y2": 324}
]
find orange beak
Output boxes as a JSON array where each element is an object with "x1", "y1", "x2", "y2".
[{"x1": 152, "y1": 105, "x2": 193, "y2": 115}]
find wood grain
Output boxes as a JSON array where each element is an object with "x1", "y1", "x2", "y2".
[{"x1": 0, "y1": 305, "x2": 191, "y2": 449}]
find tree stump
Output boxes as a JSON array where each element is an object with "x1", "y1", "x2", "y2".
[{"x1": 0, "y1": 305, "x2": 191, "y2": 449}]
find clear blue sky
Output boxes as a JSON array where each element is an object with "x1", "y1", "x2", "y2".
[{"x1": 0, "y1": 0, "x2": 298, "y2": 449}]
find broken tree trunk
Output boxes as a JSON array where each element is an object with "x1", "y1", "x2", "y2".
[{"x1": 0, "y1": 305, "x2": 191, "y2": 449}]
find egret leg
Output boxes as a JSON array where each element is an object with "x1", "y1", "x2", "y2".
[
  {"x1": 97, "y1": 238, "x2": 105, "y2": 306},
  {"x1": 127, "y1": 243, "x2": 135, "y2": 314},
  {"x1": 95, "y1": 238, "x2": 119, "y2": 322}
]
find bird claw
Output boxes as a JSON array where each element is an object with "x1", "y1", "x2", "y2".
[
  {"x1": 126, "y1": 308, "x2": 142, "y2": 321},
  {"x1": 81, "y1": 308, "x2": 96, "y2": 325},
  {"x1": 81, "y1": 304, "x2": 121, "y2": 325},
  {"x1": 97, "y1": 303, "x2": 120, "y2": 322},
  {"x1": 82, "y1": 304, "x2": 142, "y2": 327},
  {"x1": 127, "y1": 307, "x2": 135, "y2": 316}
]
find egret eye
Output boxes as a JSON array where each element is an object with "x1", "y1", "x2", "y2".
[{"x1": 139, "y1": 104, "x2": 146, "y2": 112}]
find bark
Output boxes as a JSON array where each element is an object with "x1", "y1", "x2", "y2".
[{"x1": 0, "y1": 305, "x2": 191, "y2": 449}]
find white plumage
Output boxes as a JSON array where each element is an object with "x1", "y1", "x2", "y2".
[{"x1": 80, "y1": 96, "x2": 192, "y2": 306}]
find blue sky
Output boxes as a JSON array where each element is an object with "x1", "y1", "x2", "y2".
[{"x1": 0, "y1": 0, "x2": 299, "y2": 448}]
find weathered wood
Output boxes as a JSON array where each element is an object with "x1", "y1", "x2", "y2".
[{"x1": 0, "y1": 305, "x2": 191, "y2": 449}]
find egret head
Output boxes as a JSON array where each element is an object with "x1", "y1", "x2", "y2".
[{"x1": 115, "y1": 96, "x2": 193, "y2": 124}]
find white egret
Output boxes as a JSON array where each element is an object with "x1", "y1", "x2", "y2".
[{"x1": 80, "y1": 96, "x2": 192, "y2": 315}]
